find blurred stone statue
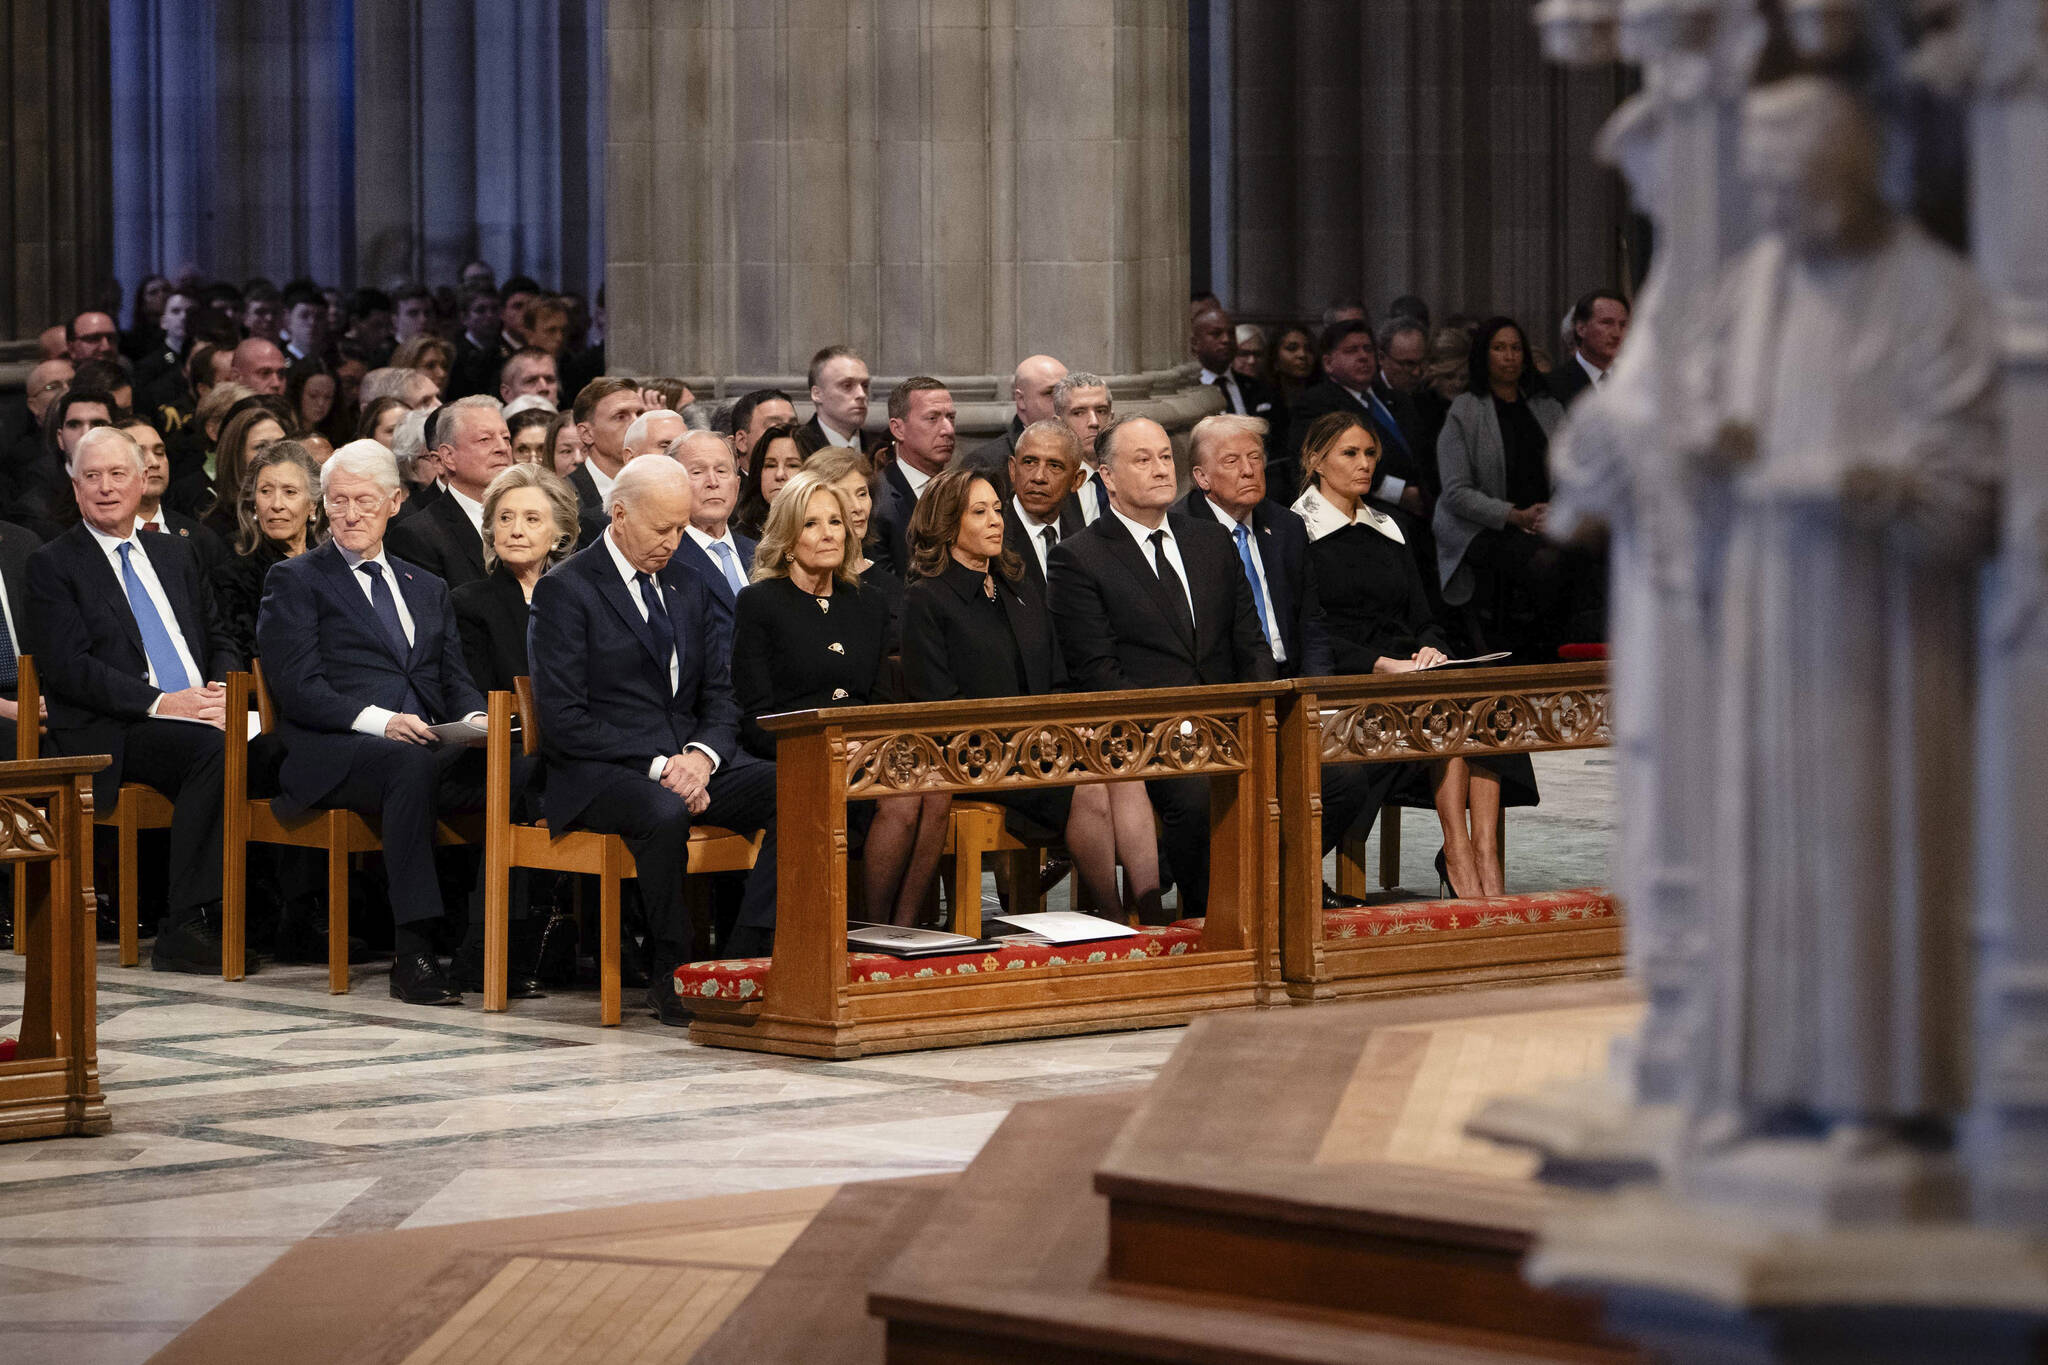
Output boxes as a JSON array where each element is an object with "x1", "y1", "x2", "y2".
[{"x1": 1684, "y1": 75, "x2": 2000, "y2": 1155}]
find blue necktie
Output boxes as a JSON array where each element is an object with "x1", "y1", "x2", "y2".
[
  {"x1": 1233, "y1": 523, "x2": 1271, "y2": 646},
  {"x1": 1089, "y1": 470, "x2": 1108, "y2": 520},
  {"x1": 636, "y1": 572, "x2": 677, "y2": 694},
  {"x1": 359, "y1": 561, "x2": 426, "y2": 717},
  {"x1": 118, "y1": 543, "x2": 190, "y2": 694},
  {"x1": 709, "y1": 540, "x2": 747, "y2": 595},
  {"x1": 1369, "y1": 391, "x2": 1410, "y2": 460}
]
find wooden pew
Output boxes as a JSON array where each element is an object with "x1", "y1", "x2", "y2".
[
  {"x1": 14, "y1": 657, "x2": 174, "y2": 968},
  {"x1": 0, "y1": 754, "x2": 110, "y2": 1141},
  {"x1": 477, "y1": 680, "x2": 764, "y2": 1023},
  {"x1": 683, "y1": 681, "x2": 1287, "y2": 1059},
  {"x1": 1276, "y1": 662, "x2": 1622, "y2": 1004}
]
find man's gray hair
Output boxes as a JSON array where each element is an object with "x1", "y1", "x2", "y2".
[
  {"x1": 1052, "y1": 371, "x2": 1109, "y2": 416},
  {"x1": 436, "y1": 394, "x2": 502, "y2": 449},
  {"x1": 622, "y1": 408, "x2": 681, "y2": 454},
  {"x1": 321, "y1": 439, "x2": 403, "y2": 495},
  {"x1": 1377, "y1": 317, "x2": 1427, "y2": 353},
  {"x1": 359, "y1": 367, "x2": 420, "y2": 406},
  {"x1": 68, "y1": 424, "x2": 144, "y2": 479},
  {"x1": 609, "y1": 451, "x2": 689, "y2": 517},
  {"x1": 391, "y1": 407, "x2": 430, "y2": 466},
  {"x1": 668, "y1": 429, "x2": 735, "y2": 467},
  {"x1": 1188, "y1": 413, "x2": 1270, "y2": 468},
  {"x1": 1012, "y1": 418, "x2": 1083, "y2": 467},
  {"x1": 678, "y1": 401, "x2": 717, "y2": 431}
]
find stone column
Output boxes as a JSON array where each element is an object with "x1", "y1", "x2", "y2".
[
  {"x1": 1225, "y1": 0, "x2": 1625, "y2": 334},
  {"x1": 605, "y1": 0, "x2": 1210, "y2": 437},
  {"x1": 0, "y1": 0, "x2": 113, "y2": 339}
]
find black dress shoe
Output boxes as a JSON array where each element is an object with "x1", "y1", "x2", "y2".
[
  {"x1": 452, "y1": 958, "x2": 545, "y2": 1000},
  {"x1": 389, "y1": 952, "x2": 462, "y2": 1006},
  {"x1": 646, "y1": 977, "x2": 692, "y2": 1027},
  {"x1": 95, "y1": 892, "x2": 120, "y2": 944},
  {"x1": 1322, "y1": 881, "x2": 1367, "y2": 910},
  {"x1": 272, "y1": 913, "x2": 375, "y2": 965},
  {"x1": 1037, "y1": 855, "x2": 1074, "y2": 896},
  {"x1": 531, "y1": 909, "x2": 580, "y2": 988},
  {"x1": 152, "y1": 915, "x2": 258, "y2": 976}
]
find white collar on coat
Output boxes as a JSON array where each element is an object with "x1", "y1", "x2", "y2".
[{"x1": 1291, "y1": 483, "x2": 1405, "y2": 546}]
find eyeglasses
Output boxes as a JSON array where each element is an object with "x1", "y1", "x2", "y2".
[{"x1": 324, "y1": 494, "x2": 391, "y2": 516}]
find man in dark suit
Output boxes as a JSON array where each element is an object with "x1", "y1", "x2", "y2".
[
  {"x1": 386, "y1": 396, "x2": 512, "y2": 590},
  {"x1": 794, "y1": 346, "x2": 885, "y2": 458},
  {"x1": 528, "y1": 455, "x2": 778, "y2": 1025},
  {"x1": 1373, "y1": 319, "x2": 1440, "y2": 492},
  {"x1": 566, "y1": 376, "x2": 645, "y2": 544},
  {"x1": 447, "y1": 286, "x2": 512, "y2": 401},
  {"x1": 728, "y1": 388, "x2": 797, "y2": 473},
  {"x1": 1192, "y1": 306, "x2": 1287, "y2": 462},
  {"x1": 256, "y1": 442, "x2": 489, "y2": 1006},
  {"x1": 873, "y1": 377, "x2": 958, "y2": 576},
  {"x1": 26, "y1": 427, "x2": 243, "y2": 974},
  {"x1": 0, "y1": 517, "x2": 38, "y2": 759},
  {"x1": 1548, "y1": 289, "x2": 1630, "y2": 408},
  {"x1": 1285, "y1": 320, "x2": 1423, "y2": 512},
  {"x1": 964, "y1": 354, "x2": 1066, "y2": 483},
  {"x1": 1002, "y1": 420, "x2": 1086, "y2": 599},
  {"x1": 1048, "y1": 416, "x2": 1276, "y2": 919},
  {"x1": 1182, "y1": 413, "x2": 1385, "y2": 908},
  {"x1": 670, "y1": 432, "x2": 757, "y2": 632},
  {"x1": 125, "y1": 416, "x2": 228, "y2": 577}
]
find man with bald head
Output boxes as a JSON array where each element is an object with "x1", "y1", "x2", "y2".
[
  {"x1": 621, "y1": 408, "x2": 687, "y2": 461},
  {"x1": 529, "y1": 454, "x2": 779, "y2": 1020},
  {"x1": 1048, "y1": 415, "x2": 1275, "y2": 919},
  {"x1": 230, "y1": 337, "x2": 288, "y2": 396},
  {"x1": 2, "y1": 359, "x2": 73, "y2": 479},
  {"x1": 386, "y1": 396, "x2": 511, "y2": 589},
  {"x1": 67, "y1": 312, "x2": 120, "y2": 365},
  {"x1": 966, "y1": 354, "x2": 1066, "y2": 480},
  {"x1": 1191, "y1": 305, "x2": 1286, "y2": 462}
]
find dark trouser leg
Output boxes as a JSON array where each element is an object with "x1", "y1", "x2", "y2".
[
  {"x1": 1145, "y1": 775, "x2": 1211, "y2": 918},
  {"x1": 119, "y1": 718, "x2": 227, "y2": 922},
  {"x1": 702, "y1": 760, "x2": 778, "y2": 957},
  {"x1": 322, "y1": 740, "x2": 476, "y2": 926},
  {"x1": 1319, "y1": 763, "x2": 1395, "y2": 856},
  {"x1": 573, "y1": 777, "x2": 696, "y2": 965}
]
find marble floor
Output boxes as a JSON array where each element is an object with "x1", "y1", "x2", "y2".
[{"x1": 0, "y1": 751, "x2": 1611, "y2": 1365}]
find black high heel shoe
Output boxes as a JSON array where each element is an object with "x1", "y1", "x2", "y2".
[{"x1": 1435, "y1": 849, "x2": 1450, "y2": 897}]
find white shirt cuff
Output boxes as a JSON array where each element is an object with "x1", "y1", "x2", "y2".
[
  {"x1": 146, "y1": 693, "x2": 164, "y2": 718},
  {"x1": 647, "y1": 756, "x2": 667, "y2": 781},
  {"x1": 353, "y1": 705, "x2": 398, "y2": 737},
  {"x1": 1372, "y1": 474, "x2": 1407, "y2": 504},
  {"x1": 686, "y1": 742, "x2": 722, "y2": 774}
]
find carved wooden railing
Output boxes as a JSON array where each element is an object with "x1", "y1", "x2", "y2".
[
  {"x1": 1278, "y1": 662, "x2": 1612, "y2": 990},
  {"x1": 730, "y1": 682, "x2": 1286, "y2": 1048},
  {"x1": 0, "y1": 756, "x2": 110, "y2": 1140}
]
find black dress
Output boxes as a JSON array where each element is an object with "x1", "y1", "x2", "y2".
[
  {"x1": 731, "y1": 574, "x2": 895, "y2": 762},
  {"x1": 1494, "y1": 396, "x2": 1552, "y2": 508},
  {"x1": 1298, "y1": 491, "x2": 1537, "y2": 810},
  {"x1": 211, "y1": 540, "x2": 293, "y2": 667},
  {"x1": 451, "y1": 567, "x2": 532, "y2": 695},
  {"x1": 901, "y1": 557, "x2": 1071, "y2": 839}
]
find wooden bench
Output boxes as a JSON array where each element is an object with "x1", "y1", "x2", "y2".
[
  {"x1": 1276, "y1": 662, "x2": 1622, "y2": 1004},
  {"x1": 680, "y1": 682, "x2": 1285, "y2": 1059},
  {"x1": 478, "y1": 680, "x2": 763, "y2": 1023},
  {"x1": 14, "y1": 657, "x2": 175, "y2": 969},
  {"x1": 222, "y1": 665, "x2": 481, "y2": 991}
]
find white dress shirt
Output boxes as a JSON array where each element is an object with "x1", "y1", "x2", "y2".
[
  {"x1": 1012, "y1": 497, "x2": 1061, "y2": 580},
  {"x1": 338, "y1": 544, "x2": 440, "y2": 738},
  {"x1": 1199, "y1": 367, "x2": 1248, "y2": 416},
  {"x1": 0, "y1": 565, "x2": 20, "y2": 669},
  {"x1": 1077, "y1": 464, "x2": 1110, "y2": 525},
  {"x1": 1109, "y1": 506, "x2": 1196, "y2": 627},
  {"x1": 584, "y1": 457, "x2": 619, "y2": 506},
  {"x1": 1573, "y1": 350, "x2": 1607, "y2": 387},
  {"x1": 85, "y1": 522, "x2": 202, "y2": 710},
  {"x1": 1202, "y1": 497, "x2": 1285, "y2": 664},
  {"x1": 897, "y1": 459, "x2": 935, "y2": 500},
  {"x1": 445, "y1": 484, "x2": 486, "y2": 539},
  {"x1": 602, "y1": 529, "x2": 721, "y2": 779},
  {"x1": 815, "y1": 416, "x2": 860, "y2": 449}
]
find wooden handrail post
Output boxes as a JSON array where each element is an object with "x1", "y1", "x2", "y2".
[
  {"x1": 221, "y1": 671, "x2": 251, "y2": 981},
  {"x1": 761, "y1": 728, "x2": 848, "y2": 1035},
  {"x1": 481, "y1": 691, "x2": 513, "y2": 1013},
  {"x1": 1276, "y1": 686, "x2": 1326, "y2": 990}
]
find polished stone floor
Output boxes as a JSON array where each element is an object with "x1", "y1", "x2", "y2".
[{"x1": 0, "y1": 752, "x2": 1611, "y2": 1365}]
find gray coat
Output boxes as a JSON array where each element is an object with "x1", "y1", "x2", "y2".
[{"x1": 1431, "y1": 389, "x2": 1565, "y2": 605}]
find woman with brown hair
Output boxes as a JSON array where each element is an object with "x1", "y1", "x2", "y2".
[
  {"x1": 1294, "y1": 410, "x2": 1536, "y2": 897},
  {"x1": 391, "y1": 335, "x2": 455, "y2": 400},
  {"x1": 732, "y1": 469, "x2": 950, "y2": 926},
  {"x1": 901, "y1": 468, "x2": 1146, "y2": 918},
  {"x1": 210, "y1": 440, "x2": 325, "y2": 663},
  {"x1": 200, "y1": 403, "x2": 294, "y2": 539}
]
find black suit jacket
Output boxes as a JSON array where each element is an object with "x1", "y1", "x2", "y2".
[
  {"x1": 1282, "y1": 380, "x2": 1421, "y2": 500},
  {"x1": 26, "y1": 524, "x2": 237, "y2": 801},
  {"x1": 255, "y1": 541, "x2": 484, "y2": 816},
  {"x1": 1047, "y1": 510, "x2": 1276, "y2": 692},
  {"x1": 448, "y1": 335, "x2": 512, "y2": 401},
  {"x1": 451, "y1": 567, "x2": 531, "y2": 696},
  {"x1": 1001, "y1": 499, "x2": 1082, "y2": 600},
  {"x1": 902, "y1": 558, "x2": 1066, "y2": 701},
  {"x1": 873, "y1": 458, "x2": 919, "y2": 579},
  {"x1": 384, "y1": 487, "x2": 487, "y2": 589},
  {"x1": 156, "y1": 507, "x2": 229, "y2": 576},
  {"x1": 0, "y1": 518, "x2": 38, "y2": 695},
  {"x1": 1204, "y1": 372, "x2": 1288, "y2": 460},
  {"x1": 669, "y1": 529, "x2": 759, "y2": 630},
  {"x1": 963, "y1": 416, "x2": 1024, "y2": 481},
  {"x1": 526, "y1": 537, "x2": 741, "y2": 829},
  {"x1": 1549, "y1": 356, "x2": 1596, "y2": 408},
  {"x1": 1174, "y1": 490, "x2": 1332, "y2": 679},
  {"x1": 793, "y1": 414, "x2": 884, "y2": 460},
  {"x1": 566, "y1": 462, "x2": 610, "y2": 546}
]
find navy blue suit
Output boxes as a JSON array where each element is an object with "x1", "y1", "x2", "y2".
[
  {"x1": 28, "y1": 523, "x2": 239, "y2": 919},
  {"x1": 527, "y1": 536, "x2": 777, "y2": 962},
  {"x1": 1175, "y1": 490, "x2": 1332, "y2": 681},
  {"x1": 669, "y1": 529, "x2": 759, "y2": 632},
  {"x1": 256, "y1": 540, "x2": 487, "y2": 926}
]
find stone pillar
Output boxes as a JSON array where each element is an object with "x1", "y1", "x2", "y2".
[
  {"x1": 605, "y1": 0, "x2": 1209, "y2": 436},
  {"x1": 1225, "y1": 0, "x2": 1626, "y2": 334},
  {"x1": 0, "y1": 0, "x2": 113, "y2": 338}
]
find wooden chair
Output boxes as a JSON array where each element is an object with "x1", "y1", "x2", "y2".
[
  {"x1": 222, "y1": 664, "x2": 480, "y2": 991},
  {"x1": 944, "y1": 802, "x2": 1064, "y2": 938},
  {"x1": 15, "y1": 656, "x2": 175, "y2": 968},
  {"x1": 480, "y1": 680, "x2": 763, "y2": 1024}
]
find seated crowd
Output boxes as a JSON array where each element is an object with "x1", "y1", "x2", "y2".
[{"x1": 0, "y1": 268, "x2": 1622, "y2": 1023}]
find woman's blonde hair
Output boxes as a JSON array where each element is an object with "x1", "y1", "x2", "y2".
[
  {"x1": 479, "y1": 462, "x2": 581, "y2": 571},
  {"x1": 1297, "y1": 411, "x2": 1378, "y2": 493},
  {"x1": 751, "y1": 468, "x2": 862, "y2": 589},
  {"x1": 391, "y1": 334, "x2": 454, "y2": 375}
]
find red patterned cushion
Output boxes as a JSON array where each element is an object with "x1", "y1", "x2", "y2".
[
  {"x1": 1322, "y1": 887, "x2": 1615, "y2": 940},
  {"x1": 672, "y1": 925, "x2": 1207, "y2": 1003}
]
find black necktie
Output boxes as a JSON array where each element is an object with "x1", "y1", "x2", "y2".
[
  {"x1": 0, "y1": 600, "x2": 17, "y2": 691},
  {"x1": 1148, "y1": 529, "x2": 1195, "y2": 640},
  {"x1": 636, "y1": 572, "x2": 676, "y2": 694}
]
